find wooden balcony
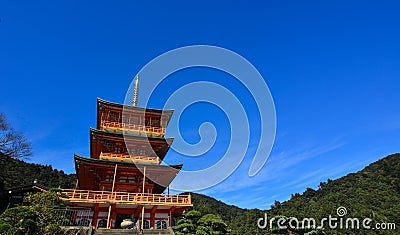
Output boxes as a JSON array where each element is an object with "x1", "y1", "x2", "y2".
[
  {"x1": 99, "y1": 153, "x2": 160, "y2": 164},
  {"x1": 100, "y1": 120, "x2": 165, "y2": 137},
  {"x1": 60, "y1": 189, "x2": 192, "y2": 207}
]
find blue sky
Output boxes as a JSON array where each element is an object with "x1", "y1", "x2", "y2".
[{"x1": 1, "y1": 1, "x2": 400, "y2": 209}]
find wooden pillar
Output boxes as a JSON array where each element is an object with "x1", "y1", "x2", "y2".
[
  {"x1": 135, "y1": 205, "x2": 142, "y2": 218},
  {"x1": 111, "y1": 164, "x2": 118, "y2": 193},
  {"x1": 135, "y1": 205, "x2": 142, "y2": 229},
  {"x1": 108, "y1": 163, "x2": 117, "y2": 230},
  {"x1": 92, "y1": 204, "x2": 99, "y2": 229},
  {"x1": 141, "y1": 206, "x2": 145, "y2": 230},
  {"x1": 107, "y1": 204, "x2": 111, "y2": 228},
  {"x1": 107, "y1": 204, "x2": 112, "y2": 229},
  {"x1": 142, "y1": 166, "x2": 146, "y2": 194},
  {"x1": 106, "y1": 204, "x2": 117, "y2": 229},
  {"x1": 150, "y1": 206, "x2": 157, "y2": 229},
  {"x1": 141, "y1": 166, "x2": 146, "y2": 229}
]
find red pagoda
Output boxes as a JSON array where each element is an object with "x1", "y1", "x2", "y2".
[{"x1": 60, "y1": 76, "x2": 192, "y2": 230}]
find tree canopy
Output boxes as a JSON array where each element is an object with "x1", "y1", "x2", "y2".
[
  {"x1": 0, "y1": 191, "x2": 67, "y2": 235},
  {"x1": 175, "y1": 210, "x2": 228, "y2": 235}
]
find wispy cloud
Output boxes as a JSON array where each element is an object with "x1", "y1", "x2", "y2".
[
  {"x1": 196, "y1": 140, "x2": 345, "y2": 195},
  {"x1": 186, "y1": 139, "x2": 348, "y2": 209}
]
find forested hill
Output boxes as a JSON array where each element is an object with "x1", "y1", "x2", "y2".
[
  {"x1": 186, "y1": 153, "x2": 400, "y2": 234},
  {"x1": 189, "y1": 193, "x2": 265, "y2": 234},
  {"x1": 0, "y1": 152, "x2": 76, "y2": 190},
  {"x1": 268, "y1": 153, "x2": 400, "y2": 233}
]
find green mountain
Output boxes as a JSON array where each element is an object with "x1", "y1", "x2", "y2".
[
  {"x1": 0, "y1": 152, "x2": 399, "y2": 234},
  {"x1": 0, "y1": 152, "x2": 76, "y2": 190},
  {"x1": 0, "y1": 152, "x2": 76, "y2": 213},
  {"x1": 268, "y1": 153, "x2": 400, "y2": 234},
  {"x1": 189, "y1": 192, "x2": 265, "y2": 234},
  {"x1": 188, "y1": 153, "x2": 400, "y2": 234}
]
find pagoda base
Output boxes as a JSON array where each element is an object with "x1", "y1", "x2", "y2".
[
  {"x1": 63, "y1": 201, "x2": 189, "y2": 230},
  {"x1": 94, "y1": 228, "x2": 174, "y2": 235}
]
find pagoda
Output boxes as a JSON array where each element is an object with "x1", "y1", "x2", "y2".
[{"x1": 60, "y1": 75, "x2": 192, "y2": 230}]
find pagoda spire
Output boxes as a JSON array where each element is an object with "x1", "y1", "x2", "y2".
[{"x1": 132, "y1": 74, "x2": 139, "y2": 106}]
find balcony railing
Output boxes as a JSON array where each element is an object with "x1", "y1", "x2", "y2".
[
  {"x1": 100, "y1": 120, "x2": 165, "y2": 136},
  {"x1": 99, "y1": 153, "x2": 160, "y2": 164},
  {"x1": 60, "y1": 189, "x2": 192, "y2": 206}
]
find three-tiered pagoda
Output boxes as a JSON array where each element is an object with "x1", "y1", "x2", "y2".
[{"x1": 60, "y1": 76, "x2": 192, "y2": 230}]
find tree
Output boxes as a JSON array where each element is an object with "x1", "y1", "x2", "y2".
[
  {"x1": 0, "y1": 206, "x2": 38, "y2": 235},
  {"x1": 0, "y1": 113, "x2": 32, "y2": 159},
  {"x1": 186, "y1": 210, "x2": 202, "y2": 225},
  {"x1": 271, "y1": 200, "x2": 281, "y2": 209},
  {"x1": 175, "y1": 210, "x2": 228, "y2": 235},
  {"x1": 24, "y1": 190, "x2": 67, "y2": 234},
  {"x1": 176, "y1": 210, "x2": 199, "y2": 235},
  {"x1": 197, "y1": 214, "x2": 227, "y2": 235},
  {"x1": 196, "y1": 225, "x2": 211, "y2": 235},
  {"x1": 0, "y1": 191, "x2": 67, "y2": 235}
]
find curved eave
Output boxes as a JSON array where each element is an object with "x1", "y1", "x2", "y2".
[
  {"x1": 74, "y1": 154, "x2": 183, "y2": 170},
  {"x1": 90, "y1": 128, "x2": 174, "y2": 144},
  {"x1": 97, "y1": 98, "x2": 174, "y2": 114},
  {"x1": 74, "y1": 154, "x2": 183, "y2": 193},
  {"x1": 6, "y1": 184, "x2": 49, "y2": 192}
]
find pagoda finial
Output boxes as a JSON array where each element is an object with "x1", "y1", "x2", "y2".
[{"x1": 132, "y1": 74, "x2": 139, "y2": 106}]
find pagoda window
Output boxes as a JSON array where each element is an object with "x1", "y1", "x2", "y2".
[
  {"x1": 122, "y1": 114, "x2": 129, "y2": 123},
  {"x1": 109, "y1": 112, "x2": 120, "y2": 122},
  {"x1": 143, "y1": 220, "x2": 150, "y2": 229},
  {"x1": 104, "y1": 175, "x2": 113, "y2": 182},
  {"x1": 118, "y1": 176, "x2": 129, "y2": 183},
  {"x1": 98, "y1": 219, "x2": 107, "y2": 228},
  {"x1": 156, "y1": 220, "x2": 167, "y2": 229},
  {"x1": 151, "y1": 119, "x2": 160, "y2": 126},
  {"x1": 128, "y1": 177, "x2": 137, "y2": 183},
  {"x1": 101, "y1": 140, "x2": 115, "y2": 152},
  {"x1": 129, "y1": 115, "x2": 139, "y2": 125}
]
